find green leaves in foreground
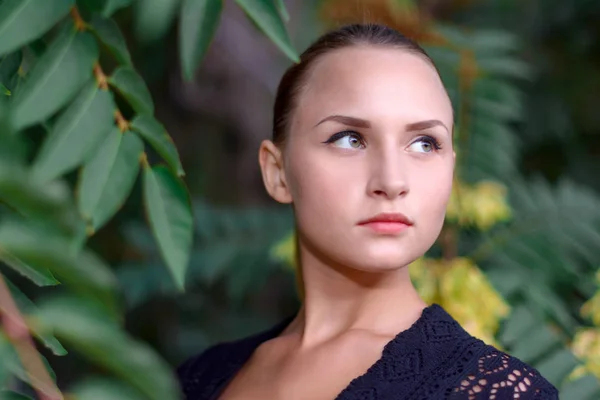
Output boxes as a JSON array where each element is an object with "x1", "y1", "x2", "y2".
[
  {"x1": 0, "y1": 163, "x2": 82, "y2": 236},
  {"x1": 90, "y1": 15, "x2": 133, "y2": 67},
  {"x1": 0, "y1": 220, "x2": 118, "y2": 315},
  {"x1": 36, "y1": 296, "x2": 180, "y2": 400},
  {"x1": 101, "y1": 0, "x2": 134, "y2": 18},
  {"x1": 70, "y1": 378, "x2": 145, "y2": 400},
  {"x1": 12, "y1": 27, "x2": 99, "y2": 130},
  {"x1": 0, "y1": 0, "x2": 74, "y2": 57},
  {"x1": 130, "y1": 115, "x2": 184, "y2": 176},
  {"x1": 179, "y1": 0, "x2": 223, "y2": 81},
  {"x1": 109, "y1": 66, "x2": 154, "y2": 115},
  {"x1": 5, "y1": 278, "x2": 67, "y2": 356},
  {"x1": 78, "y1": 128, "x2": 144, "y2": 231},
  {"x1": 234, "y1": 0, "x2": 299, "y2": 63},
  {"x1": 143, "y1": 165, "x2": 193, "y2": 290},
  {"x1": 132, "y1": 0, "x2": 180, "y2": 43},
  {"x1": 32, "y1": 81, "x2": 115, "y2": 183}
]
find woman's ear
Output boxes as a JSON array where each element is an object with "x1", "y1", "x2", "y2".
[{"x1": 258, "y1": 140, "x2": 292, "y2": 204}]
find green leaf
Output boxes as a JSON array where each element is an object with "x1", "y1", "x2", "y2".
[
  {"x1": 499, "y1": 305, "x2": 537, "y2": 346},
  {"x1": 130, "y1": 115, "x2": 184, "y2": 176},
  {"x1": 108, "y1": 66, "x2": 154, "y2": 115},
  {"x1": 70, "y1": 378, "x2": 145, "y2": 400},
  {"x1": 234, "y1": 0, "x2": 298, "y2": 63},
  {"x1": 0, "y1": 0, "x2": 74, "y2": 57},
  {"x1": 132, "y1": 0, "x2": 180, "y2": 43},
  {"x1": 143, "y1": 165, "x2": 193, "y2": 290},
  {"x1": 0, "y1": 52, "x2": 22, "y2": 89},
  {"x1": 12, "y1": 28, "x2": 99, "y2": 130},
  {"x1": 560, "y1": 375, "x2": 600, "y2": 400},
  {"x1": 0, "y1": 82, "x2": 9, "y2": 96},
  {"x1": 4, "y1": 278, "x2": 67, "y2": 356},
  {"x1": 102, "y1": 0, "x2": 132, "y2": 17},
  {"x1": 275, "y1": 0, "x2": 289, "y2": 21},
  {"x1": 509, "y1": 324, "x2": 561, "y2": 364},
  {"x1": 0, "y1": 220, "x2": 118, "y2": 315},
  {"x1": 534, "y1": 349, "x2": 580, "y2": 386},
  {"x1": 0, "y1": 250, "x2": 59, "y2": 286},
  {"x1": 470, "y1": 30, "x2": 520, "y2": 54},
  {"x1": 477, "y1": 57, "x2": 532, "y2": 80},
  {"x1": 78, "y1": 128, "x2": 144, "y2": 231},
  {"x1": 0, "y1": 163, "x2": 83, "y2": 235},
  {"x1": 0, "y1": 331, "x2": 58, "y2": 390},
  {"x1": 179, "y1": 0, "x2": 222, "y2": 81},
  {"x1": 76, "y1": 0, "x2": 105, "y2": 13},
  {"x1": 0, "y1": 333, "x2": 13, "y2": 385},
  {"x1": 90, "y1": 14, "x2": 133, "y2": 66},
  {"x1": 31, "y1": 81, "x2": 115, "y2": 183},
  {"x1": 0, "y1": 391, "x2": 34, "y2": 400},
  {"x1": 36, "y1": 296, "x2": 180, "y2": 400}
]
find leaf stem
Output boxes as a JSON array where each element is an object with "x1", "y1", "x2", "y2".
[
  {"x1": 70, "y1": 7, "x2": 87, "y2": 32},
  {"x1": 72, "y1": 8, "x2": 129, "y2": 133},
  {"x1": 93, "y1": 64, "x2": 108, "y2": 90},
  {"x1": 115, "y1": 109, "x2": 130, "y2": 132},
  {"x1": 140, "y1": 152, "x2": 149, "y2": 168},
  {"x1": 0, "y1": 274, "x2": 63, "y2": 400},
  {"x1": 92, "y1": 64, "x2": 129, "y2": 132}
]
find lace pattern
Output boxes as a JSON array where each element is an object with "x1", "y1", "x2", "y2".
[{"x1": 446, "y1": 348, "x2": 558, "y2": 399}]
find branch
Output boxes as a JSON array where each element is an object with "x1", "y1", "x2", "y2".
[
  {"x1": 0, "y1": 274, "x2": 63, "y2": 400},
  {"x1": 72, "y1": 6, "x2": 129, "y2": 133}
]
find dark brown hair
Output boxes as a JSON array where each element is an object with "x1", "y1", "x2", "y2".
[{"x1": 272, "y1": 23, "x2": 437, "y2": 146}]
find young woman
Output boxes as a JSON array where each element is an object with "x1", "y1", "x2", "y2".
[{"x1": 178, "y1": 23, "x2": 558, "y2": 400}]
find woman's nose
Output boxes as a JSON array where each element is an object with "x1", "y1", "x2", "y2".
[{"x1": 366, "y1": 152, "x2": 409, "y2": 200}]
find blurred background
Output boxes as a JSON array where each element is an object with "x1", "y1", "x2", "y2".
[{"x1": 1, "y1": 0, "x2": 600, "y2": 399}]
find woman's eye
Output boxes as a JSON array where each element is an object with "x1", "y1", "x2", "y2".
[
  {"x1": 325, "y1": 132, "x2": 365, "y2": 149},
  {"x1": 408, "y1": 136, "x2": 441, "y2": 153}
]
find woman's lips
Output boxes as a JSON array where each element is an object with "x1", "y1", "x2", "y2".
[
  {"x1": 359, "y1": 221, "x2": 411, "y2": 234},
  {"x1": 357, "y1": 212, "x2": 413, "y2": 234}
]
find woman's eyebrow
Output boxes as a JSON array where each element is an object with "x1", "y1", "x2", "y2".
[
  {"x1": 405, "y1": 119, "x2": 449, "y2": 133},
  {"x1": 314, "y1": 115, "x2": 371, "y2": 128},
  {"x1": 314, "y1": 115, "x2": 449, "y2": 133}
]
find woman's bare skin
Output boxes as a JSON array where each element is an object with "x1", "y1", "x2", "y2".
[
  {"x1": 220, "y1": 42, "x2": 454, "y2": 399},
  {"x1": 218, "y1": 299, "x2": 426, "y2": 400}
]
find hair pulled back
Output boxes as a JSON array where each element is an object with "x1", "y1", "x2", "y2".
[{"x1": 272, "y1": 23, "x2": 435, "y2": 146}]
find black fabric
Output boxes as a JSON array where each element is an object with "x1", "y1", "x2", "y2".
[{"x1": 177, "y1": 304, "x2": 559, "y2": 399}]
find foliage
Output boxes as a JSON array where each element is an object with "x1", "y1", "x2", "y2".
[
  {"x1": 1, "y1": 0, "x2": 599, "y2": 399},
  {"x1": 0, "y1": 0, "x2": 297, "y2": 398}
]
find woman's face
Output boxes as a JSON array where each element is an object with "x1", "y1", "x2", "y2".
[{"x1": 278, "y1": 46, "x2": 454, "y2": 272}]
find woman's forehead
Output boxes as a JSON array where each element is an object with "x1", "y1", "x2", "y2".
[{"x1": 295, "y1": 46, "x2": 453, "y2": 128}]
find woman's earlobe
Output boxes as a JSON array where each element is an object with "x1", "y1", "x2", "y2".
[{"x1": 258, "y1": 140, "x2": 293, "y2": 204}]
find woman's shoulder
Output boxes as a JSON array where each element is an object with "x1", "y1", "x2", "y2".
[
  {"x1": 381, "y1": 304, "x2": 559, "y2": 398},
  {"x1": 177, "y1": 316, "x2": 293, "y2": 398},
  {"x1": 176, "y1": 341, "x2": 233, "y2": 398},
  {"x1": 443, "y1": 341, "x2": 559, "y2": 399}
]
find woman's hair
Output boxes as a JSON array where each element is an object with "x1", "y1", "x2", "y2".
[{"x1": 272, "y1": 23, "x2": 437, "y2": 147}]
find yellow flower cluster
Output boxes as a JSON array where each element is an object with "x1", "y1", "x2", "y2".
[
  {"x1": 410, "y1": 257, "x2": 510, "y2": 347},
  {"x1": 446, "y1": 180, "x2": 512, "y2": 231},
  {"x1": 570, "y1": 328, "x2": 600, "y2": 380},
  {"x1": 570, "y1": 270, "x2": 600, "y2": 380}
]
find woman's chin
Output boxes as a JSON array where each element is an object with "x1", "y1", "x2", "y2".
[
  {"x1": 343, "y1": 248, "x2": 422, "y2": 273},
  {"x1": 342, "y1": 245, "x2": 427, "y2": 272}
]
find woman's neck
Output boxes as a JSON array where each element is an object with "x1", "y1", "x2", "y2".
[{"x1": 285, "y1": 248, "x2": 427, "y2": 349}]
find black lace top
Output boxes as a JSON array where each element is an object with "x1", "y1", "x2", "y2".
[{"x1": 177, "y1": 304, "x2": 559, "y2": 399}]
